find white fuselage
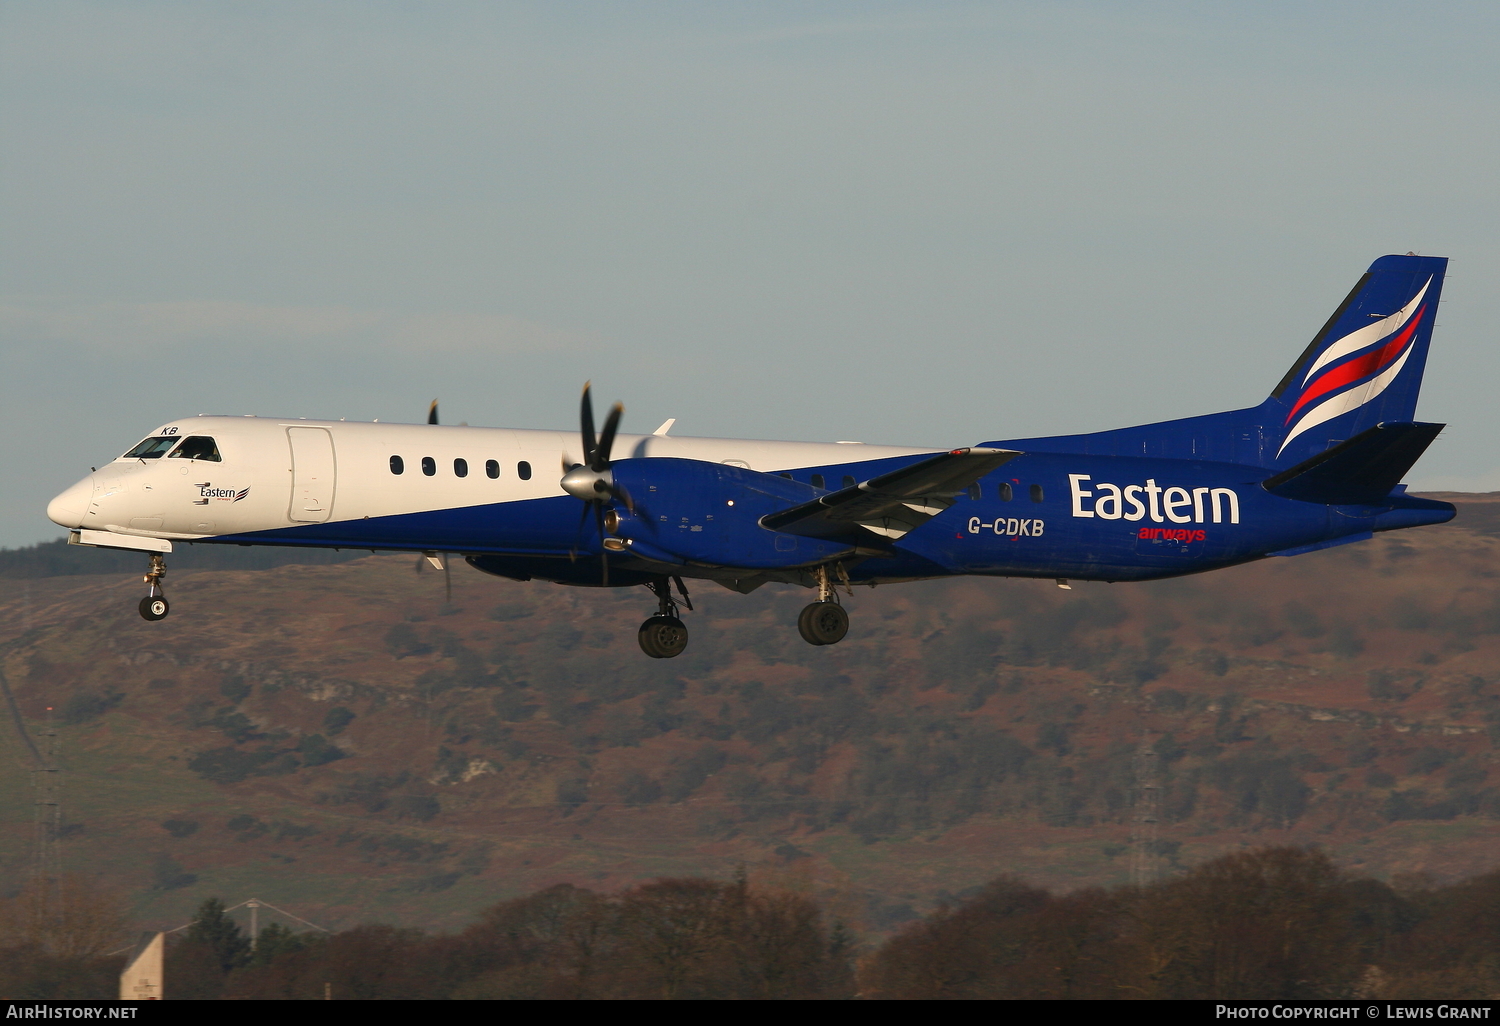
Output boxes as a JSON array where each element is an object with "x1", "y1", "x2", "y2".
[{"x1": 47, "y1": 416, "x2": 935, "y2": 544}]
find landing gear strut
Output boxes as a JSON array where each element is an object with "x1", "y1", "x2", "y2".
[
  {"x1": 638, "y1": 576, "x2": 691, "y2": 658},
  {"x1": 797, "y1": 564, "x2": 849, "y2": 646},
  {"x1": 138, "y1": 553, "x2": 169, "y2": 622}
]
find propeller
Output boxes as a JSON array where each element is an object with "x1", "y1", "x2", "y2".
[
  {"x1": 559, "y1": 382, "x2": 633, "y2": 585},
  {"x1": 427, "y1": 400, "x2": 439, "y2": 425}
]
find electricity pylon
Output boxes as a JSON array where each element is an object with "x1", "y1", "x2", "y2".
[
  {"x1": 30, "y1": 706, "x2": 63, "y2": 938},
  {"x1": 1130, "y1": 736, "x2": 1161, "y2": 889}
]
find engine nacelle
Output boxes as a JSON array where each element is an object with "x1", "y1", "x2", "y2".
[{"x1": 606, "y1": 458, "x2": 858, "y2": 568}]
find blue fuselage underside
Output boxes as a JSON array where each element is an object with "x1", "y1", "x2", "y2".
[{"x1": 202, "y1": 451, "x2": 1454, "y2": 586}]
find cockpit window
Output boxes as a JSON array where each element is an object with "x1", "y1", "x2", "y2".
[
  {"x1": 122, "y1": 436, "x2": 180, "y2": 460},
  {"x1": 168, "y1": 436, "x2": 222, "y2": 462}
]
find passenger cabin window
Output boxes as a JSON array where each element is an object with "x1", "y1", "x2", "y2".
[
  {"x1": 168, "y1": 436, "x2": 221, "y2": 461},
  {"x1": 810, "y1": 474, "x2": 825, "y2": 489},
  {"x1": 842, "y1": 475, "x2": 856, "y2": 488},
  {"x1": 968, "y1": 483, "x2": 981, "y2": 500},
  {"x1": 421, "y1": 456, "x2": 436, "y2": 477},
  {"x1": 454, "y1": 458, "x2": 468, "y2": 478},
  {"x1": 998, "y1": 482, "x2": 1013, "y2": 501},
  {"x1": 123, "y1": 436, "x2": 179, "y2": 460},
  {"x1": 1030, "y1": 484, "x2": 1044, "y2": 503},
  {"x1": 485, "y1": 459, "x2": 500, "y2": 479},
  {"x1": 390, "y1": 455, "x2": 404, "y2": 475},
  {"x1": 778, "y1": 473, "x2": 792, "y2": 480},
  {"x1": 518, "y1": 461, "x2": 532, "y2": 481}
]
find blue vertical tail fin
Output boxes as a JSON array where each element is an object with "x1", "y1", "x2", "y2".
[
  {"x1": 1264, "y1": 253, "x2": 1446, "y2": 467},
  {"x1": 992, "y1": 254, "x2": 1448, "y2": 473}
]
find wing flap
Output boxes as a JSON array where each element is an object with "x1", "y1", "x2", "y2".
[{"x1": 761, "y1": 447, "x2": 1021, "y2": 541}]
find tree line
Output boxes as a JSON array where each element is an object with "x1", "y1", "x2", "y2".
[{"x1": 2, "y1": 847, "x2": 1496, "y2": 999}]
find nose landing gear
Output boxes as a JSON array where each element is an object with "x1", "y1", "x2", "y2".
[
  {"x1": 638, "y1": 576, "x2": 691, "y2": 658},
  {"x1": 138, "y1": 553, "x2": 169, "y2": 621},
  {"x1": 797, "y1": 563, "x2": 850, "y2": 646}
]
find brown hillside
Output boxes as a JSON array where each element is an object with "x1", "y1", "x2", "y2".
[{"x1": 2, "y1": 496, "x2": 1498, "y2": 938}]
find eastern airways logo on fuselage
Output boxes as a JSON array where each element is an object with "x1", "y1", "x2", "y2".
[
  {"x1": 1067, "y1": 475, "x2": 1239, "y2": 524},
  {"x1": 198, "y1": 486, "x2": 250, "y2": 502}
]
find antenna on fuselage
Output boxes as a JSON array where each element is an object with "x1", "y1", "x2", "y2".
[
  {"x1": 427, "y1": 400, "x2": 439, "y2": 425},
  {"x1": 416, "y1": 551, "x2": 453, "y2": 607}
]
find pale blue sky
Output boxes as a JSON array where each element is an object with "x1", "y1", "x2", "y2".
[{"x1": 3, "y1": 1, "x2": 1498, "y2": 546}]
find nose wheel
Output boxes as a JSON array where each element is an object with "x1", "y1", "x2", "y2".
[
  {"x1": 797, "y1": 563, "x2": 851, "y2": 646},
  {"x1": 638, "y1": 577, "x2": 692, "y2": 658},
  {"x1": 138, "y1": 553, "x2": 170, "y2": 621}
]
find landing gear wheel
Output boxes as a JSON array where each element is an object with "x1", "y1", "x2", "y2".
[
  {"x1": 139, "y1": 596, "x2": 170, "y2": 621},
  {"x1": 798, "y1": 601, "x2": 848, "y2": 646},
  {"x1": 138, "y1": 553, "x2": 170, "y2": 622},
  {"x1": 638, "y1": 616, "x2": 688, "y2": 659}
]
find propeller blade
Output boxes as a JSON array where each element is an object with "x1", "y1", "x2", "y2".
[
  {"x1": 609, "y1": 480, "x2": 636, "y2": 513},
  {"x1": 428, "y1": 399, "x2": 439, "y2": 425},
  {"x1": 595, "y1": 504, "x2": 609, "y2": 587},
  {"x1": 443, "y1": 553, "x2": 452, "y2": 604},
  {"x1": 594, "y1": 402, "x2": 624, "y2": 471},
  {"x1": 568, "y1": 502, "x2": 590, "y2": 561},
  {"x1": 580, "y1": 382, "x2": 597, "y2": 468}
]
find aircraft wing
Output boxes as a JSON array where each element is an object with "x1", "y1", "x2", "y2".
[{"x1": 760, "y1": 447, "x2": 1021, "y2": 542}]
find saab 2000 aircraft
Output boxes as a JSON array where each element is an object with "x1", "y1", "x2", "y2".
[{"x1": 47, "y1": 254, "x2": 1456, "y2": 658}]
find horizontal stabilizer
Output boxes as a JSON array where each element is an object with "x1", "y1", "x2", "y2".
[
  {"x1": 761, "y1": 447, "x2": 1020, "y2": 541},
  {"x1": 1260, "y1": 422, "x2": 1443, "y2": 505}
]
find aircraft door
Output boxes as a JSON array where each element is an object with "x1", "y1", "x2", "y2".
[{"x1": 287, "y1": 427, "x2": 336, "y2": 523}]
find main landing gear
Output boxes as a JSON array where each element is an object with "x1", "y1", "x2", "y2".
[
  {"x1": 797, "y1": 563, "x2": 850, "y2": 647},
  {"x1": 638, "y1": 576, "x2": 693, "y2": 659},
  {"x1": 632, "y1": 565, "x2": 853, "y2": 656},
  {"x1": 138, "y1": 553, "x2": 169, "y2": 621}
]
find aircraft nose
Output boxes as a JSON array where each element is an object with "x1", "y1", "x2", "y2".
[{"x1": 47, "y1": 475, "x2": 95, "y2": 529}]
